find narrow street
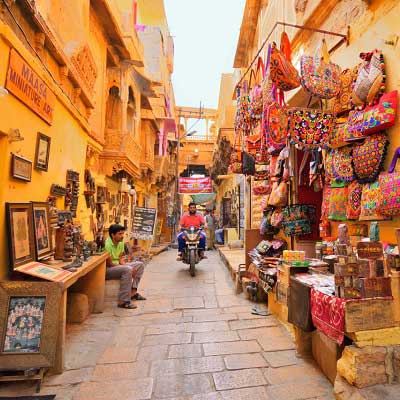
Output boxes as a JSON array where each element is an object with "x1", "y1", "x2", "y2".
[{"x1": 1, "y1": 250, "x2": 333, "y2": 399}]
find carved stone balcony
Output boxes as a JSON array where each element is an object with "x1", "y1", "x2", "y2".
[
  {"x1": 154, "y1": 155, "x2": 171, "y2": 179},
  {"x1": 100, "y1": 129, "x2": 142, "y2": 177}
]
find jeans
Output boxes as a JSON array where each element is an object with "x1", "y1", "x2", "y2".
[
  {"x1": 177, "y1": 231, "x2": 206, "y2": 252},
  {"x1": 105, "y1": 261, "x2": 145, "y2": 303}
]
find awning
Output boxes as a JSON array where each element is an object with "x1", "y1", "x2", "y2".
[{"x1": 191, "y1": 193, "x2": 216, "y2": 205}]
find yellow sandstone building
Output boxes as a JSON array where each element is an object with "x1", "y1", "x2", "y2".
[{"x1": 0, "y1": 0, "x2": 177, "y2": 279}]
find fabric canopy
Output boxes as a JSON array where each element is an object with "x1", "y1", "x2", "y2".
[{"x1": 190, "y1": 193, "x2": 216, "y2": 205}]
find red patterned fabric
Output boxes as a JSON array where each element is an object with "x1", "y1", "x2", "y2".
[{"x1": 311, "y1": 288, "x2": 348, "y2": 344}]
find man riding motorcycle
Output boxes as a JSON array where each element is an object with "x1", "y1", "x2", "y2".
[{"x1": 177, "y1": 202, "x2": 207, "y2": 261}]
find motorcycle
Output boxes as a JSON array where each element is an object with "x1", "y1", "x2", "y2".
[{"x1": 181, "y1": 225, "x2": 204, "y2": 276}]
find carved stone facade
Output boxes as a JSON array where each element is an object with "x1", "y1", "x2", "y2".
[{"x1": 71, "y1": 45, "x2": 98, "y2": 94}]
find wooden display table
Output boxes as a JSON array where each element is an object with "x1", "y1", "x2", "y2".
[{"x1": 49, "y1": 253, "x2": 108, "y2": 373}]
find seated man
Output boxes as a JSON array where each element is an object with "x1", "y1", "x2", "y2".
[
  {"x1": 105, "y1": 224, "x2": 146, "y2": 309},
  {"x1": 177, "y1": 202, "x2": 207, "y2": 261}
]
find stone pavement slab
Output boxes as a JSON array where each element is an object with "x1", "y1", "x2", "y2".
[
  {"x1": 173, "y1": 296, "x2": 205, "y2": 309},
  {"x1": 76, "y1": 377, "x2": 154, "y2": 400},
  {"x1": 2, "y1": 249, "x2": 334, "y2": 400},
  {"x1": 153, "y1": 373, "x2": 214, "y2": 398},
  {"x1": 212, "y1": 368, "x2": 267, "y2": 390},
  {"x1": 168, "y1": 344, "x2": 203, "y2": 358},
  {"x1": 91, "y1": 361, "x2": 150, "y2": 381},
  {"x1": 203, "y1": 340, "x2": 262, "y2": 356},
  {"x1": 137, "y1": 344, "x2": 169, "y2": 361},
  {"x1": 263, "y1": 350, "x2": 303, "y2": 367},
  {"x1": 194, "y1": 330, "x2": 240, "y2": 343},
  {"x1": 224, "y1": 353, "x2": 268, "y2": 369},
  {"x1": 142, "y1": 332, "x2": 192, "y2": 346},
  {"x1": 150, "y1": 356, "x2": 225, "y2": 376}
]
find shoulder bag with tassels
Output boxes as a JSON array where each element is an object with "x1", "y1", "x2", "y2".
[
  {"x1": 288, "y1": 100, "x2": 335, "y2": 149},
  {"x1": 352, "y1": 132, "x2": 388, "y2": 184},
  {"x1": 300, "y1": 38, "x2": 342, "y2": 99},
  {"x1": 353, "y1": 50, "x2": 385, "y2": 107},
  {"x1": 249, "y1": 57, "x2": 265, "y2": 125},
  {"x1": 270, "y1": 31, "x2": 301, "y2": 92},
  {"x1": 378, "y1": 147, "x2": 400, "y2": 217}
]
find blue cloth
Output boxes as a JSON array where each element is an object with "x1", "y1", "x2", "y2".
[{"x1": 178, "y1": 231, "x2": 206, "y2": 252}]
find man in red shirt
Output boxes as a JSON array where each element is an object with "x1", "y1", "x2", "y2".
[{"x1": 177, "y1": 202, "x2": 207, "y2": 260}]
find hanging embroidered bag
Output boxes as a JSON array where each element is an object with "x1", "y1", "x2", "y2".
[
  {"x1": 249, "y1": 58, "x2": 265, "y2": 124},
  {"x1": 346, "y1": 181, "x2": 363, "y2": 220},
  {"x1": 288, "y1": 108, "x2": 335, "y2": 149},
  {"x1": 328, "y1": 182, "x2": 348, "y2": 221},
  {"x1": 360, "y1": 90, "x2": 398, "y2": 135},
  {"x1": 321, "y1": 185, "x2": 332, "y2": 220},
  {"x1": 353, "y1": 50, "x2": 385, "y2": 107},
  {"x1": 253, "y1": 179, "x2": 271, "y2": 195},
  {"x1": 263, "y1": 100, "x2": 288, "y2": 152},
  {"x1": 331, "y1": 146, "x2": 355, "y2": 182},
  {"x1": 245, "y1": 133, "x2": 262, "y2": 156},
  {"x1": 270, "y1": 32, "x2": 301, "y2": 92},
  {"x1": 234, "y1": 87, "x2": 252, "y2": 137},
  {"x1": 352, "y1": 132, "x2": 388, "y2": 184},
  {"x1": 282, "y1": 204, "x2": 316, "y2": 236},
  {"x1": 377, "y1": 147, "x2": 400, "y2": 217},
  {"x1": 331, "y1": 66, "x2": 359, "y2": 116},
  {"x1": 359, "y1": 181, "x2": 385, "y2": 221},
  {"x1": 324, "y1": 149, "x2": 335, "y2": 182},
  {"x1": 268, "y1": 180, "x2": 288, "y2": 207},
  {"x1": 300, "y1": 39, "x2": 342, "y2": 99}
]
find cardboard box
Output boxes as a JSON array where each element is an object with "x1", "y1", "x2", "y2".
[
  {"x1": 312, "y1": 330, "x2": 344, "y2": 384},
  {"x1": 345, "y1": 298, "x2": 395, "y2": 332}
]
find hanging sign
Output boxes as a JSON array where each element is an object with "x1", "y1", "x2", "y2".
[
  {"x1": 132, "y1": 207, "x2": 157, "y2": 240},
  {"x1": 178, "y1": 177, "x2": 213, "y2": 194},
  {"x1": 6, "y1": 49, "x2": 56, "y2": 124}
]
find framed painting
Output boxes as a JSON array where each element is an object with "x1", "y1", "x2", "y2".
[
  {"x1": 34, "y1": 133, "x2": 51, "y2": 171},
  {"x1": 6, "y1": 203, "x2": 36, "y2": 269},
  {"x1": 11, "y1": 154, "x2": 32, "y2": 182},
  {"x1": 31, "y1": 202, "x2": 53, "y2": 260},
  {"x1": 0, "y1": 281, "x2": 61, "y2": 369}
]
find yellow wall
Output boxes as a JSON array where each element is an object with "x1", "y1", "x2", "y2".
[{"x1": 0, "y1": 24, "x2": 90, "y2": 279}]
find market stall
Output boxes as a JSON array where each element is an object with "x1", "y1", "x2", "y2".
[{"x1": 229, "y1": 29, "x2": 400, "y2": 387}]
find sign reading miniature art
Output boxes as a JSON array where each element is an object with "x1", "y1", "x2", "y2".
[{"x1": 6, "y1": 49, "x2": 56, "y2": 124}]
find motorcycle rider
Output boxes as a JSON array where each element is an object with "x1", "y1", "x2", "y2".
[{"x1": 177, "y1": 202, "x2": 207, "y2": 261}]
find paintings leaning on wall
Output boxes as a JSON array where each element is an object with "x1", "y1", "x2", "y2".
[
  {"x1": 6, "y1": 203, "x2": 36, "y2": 269},
  {"x1": 32, "y1": 202, "x2": 53, "y2": 260},
  {"x1": 0, "y1": 282, "x2": 61, "y2": 370},
  {"x1": 3, "y1": 296, "x2": 46, "y2": 353}
]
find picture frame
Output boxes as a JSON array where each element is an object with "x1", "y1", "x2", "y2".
[
  {"x1": 34, "y1": 132, "x2": 51, "y2": 172},
  {"x1": 31, "y1": 202, "x2": 53, "y2": 260},
  {"x1": 6, "y1": 203, "x2": 36, "y2": 269},
  {"x1": 11, "y1": 154, "x2": 32, "y2": 182},
  {"x1": 0, "y1": 281, "x2": 61, "y2": 369}
]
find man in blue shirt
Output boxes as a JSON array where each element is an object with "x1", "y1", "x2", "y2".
[{"x1": 105, "y1": 224, "x2": 146, "y2": 309}]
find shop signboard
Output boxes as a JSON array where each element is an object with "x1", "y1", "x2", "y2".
[
  {"x1": 6, "y1": 49, "x2": 56, "y2": 124},
  {"x1": 178, "y1": 177, "x2": 213, "y2": 194},
  {"x1": 132, "y1": 207, "x2": 157, "y2": 240}
]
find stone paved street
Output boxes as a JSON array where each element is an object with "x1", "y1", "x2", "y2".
[{"x1": 0, "y1": 249, "x2": 334, "y2": 399}]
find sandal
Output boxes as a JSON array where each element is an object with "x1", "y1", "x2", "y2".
[
  {"x1": 251, "y1": 306, "x2": 271, "y2": 316},
  {"x1": 117, "y1": 302, "x2": 137, "y2": 309},
  {"x1": 131, "y1": 293, "x2": 146, "y2": 300}
]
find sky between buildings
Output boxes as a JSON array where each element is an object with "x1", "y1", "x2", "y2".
[{"x1": 164, "y1": 0, "x2": 246, "y2": 111}]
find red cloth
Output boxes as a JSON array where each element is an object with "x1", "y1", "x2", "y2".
[
  {"x1": 311, "y1": 288, "x2": 348, "y2": 344},
  {"x1": 179, "y1": 213, "x2": 205, "y2": 229}
]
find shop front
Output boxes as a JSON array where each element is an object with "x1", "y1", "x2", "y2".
[{"x1": 228, "y1": 0, "x2": 400, "y2": 395}]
